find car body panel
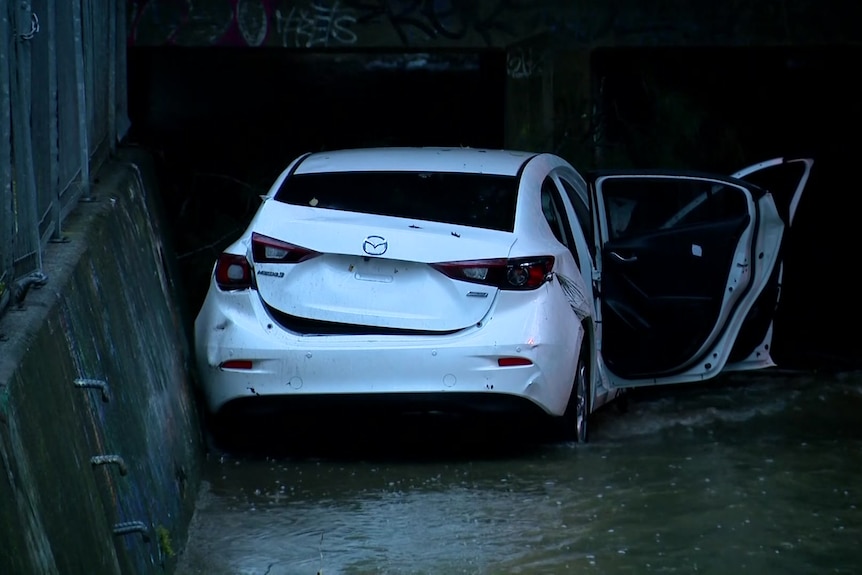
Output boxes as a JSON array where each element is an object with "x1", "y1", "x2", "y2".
[
  {"x1": 251, "y1": 202, "x2": 518, "y2": 263},
  {"x1": 249, "y1": 205, "x2": 518, "y2": 331},
  {"x1": 195, "y1": 271, "x2": 583, "y2": 417}
]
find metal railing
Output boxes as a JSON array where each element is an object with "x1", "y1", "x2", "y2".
[{"x1": 1, "y1": 0, "x2": 128, "y2": 313}]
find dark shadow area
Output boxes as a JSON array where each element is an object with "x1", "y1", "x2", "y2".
[
  {"x1": 206, "y1": 410, "x2": 557, "y2": 462},
  {"x1": 592, "y1": 46, "x2": 862, "y2": 370}
]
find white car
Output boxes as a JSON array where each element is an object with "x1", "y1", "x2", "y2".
[{"x1": 194, "y1": 148, "x2": 812, "y2": 442}]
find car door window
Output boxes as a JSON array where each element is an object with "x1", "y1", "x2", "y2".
[
  {"x1": 602, "y1": 178, "x2": 747, "y2": 241},
  {"x1": 559, "y1": 178, "x2": 592, "y2": 247},
  {"x1": 541, "y1": 178, "x2": 580, "y2": 267},
  {"x1": 733, "y1": 158, "x2": 812, "y2": 227},
  {"x1": 541, "y1": 179, "x2": 566, "y2": 244}
]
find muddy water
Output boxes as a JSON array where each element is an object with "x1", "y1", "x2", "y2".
[{"x1": 176, "y1": 372, "x2": 862, "y2": 574}]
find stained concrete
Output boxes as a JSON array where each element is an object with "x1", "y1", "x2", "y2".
[{"x1": 0, "y1": 150, "x2": 202, "y2": 574}]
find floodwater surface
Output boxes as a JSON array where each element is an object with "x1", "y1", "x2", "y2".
[{"x1": 176, "y1": 372, "x2": 862, "y2": 574}]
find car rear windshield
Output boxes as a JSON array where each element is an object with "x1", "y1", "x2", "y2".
[{"x1": 275, "y1": 171, "x2": 519, "y2": 232}]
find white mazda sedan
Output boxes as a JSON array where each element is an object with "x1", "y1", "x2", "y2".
[{"x1": 194, "y1": 148, "x2": 811, "y2": 442}]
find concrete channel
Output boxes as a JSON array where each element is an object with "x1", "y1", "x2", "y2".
[{"x1": 0, "y1": 150, "x2": 202, "y2": 574}]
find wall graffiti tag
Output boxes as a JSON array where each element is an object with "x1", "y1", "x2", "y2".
[
  {"x1": 506, "y1": 46, "x2": 541, "y2": 79},
  {"x1": 236, "y1": 0, "x2": 271, "y2": 46},
  {"x1": 128, "y1": 0, "x2": 279, "y2": 46},
  {"x1": 128, "y1": 0, "x2": 539, "y2": 47},
  {"x1": 128, "y1": 0, "x2": 840, "y2": 49},
  {"x1": 344, "y1": 0, "x2": 534, "y2": 46},
  {"x1": 275, "y1": 1, "x2": 358, "y2": 47}
]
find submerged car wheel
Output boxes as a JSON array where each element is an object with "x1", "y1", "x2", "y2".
[{"x1": 559, "y1": 338, "x2": 590, "y2": 443}]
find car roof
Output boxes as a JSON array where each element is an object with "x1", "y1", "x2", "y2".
[{"x1": 293, "y1": 147, "x2": 538, "y2": 177}]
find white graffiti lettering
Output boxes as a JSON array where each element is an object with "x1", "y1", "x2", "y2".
[
  {"x1": 237, "y1": 0, "x2": 269, "y2": 47},
  {"x1": 276, "y1": 1, "x2": 358, "y2": 48},
  {"x1": 506, "y1": 47, "x2": 541, "y2": 79}
]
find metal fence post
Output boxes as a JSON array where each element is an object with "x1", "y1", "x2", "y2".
[
  {"x1": 72, "y1": 0, "x2": 91, "y2": 200},
  {"x1": 0, "y1": 1, "x2": 13, "y2": 295},
  {"x1": 107, "y1": 0, "x2": 116, "y2": 154},
  {"x1": 83, "y1": 0, "x2": 95, "y2": 151},
  {"x1": 1, "y1": 0, "x2": 123, "y2": 293},
  {"x1": 42, "y1": 0, "x2": 62, "y2": 242},
  {"x1": 114, "y1": 0, "x2": 130, "y2": 141},
  {"x1": 11, "y1": 0, "x2": 42, "y2": 273}
]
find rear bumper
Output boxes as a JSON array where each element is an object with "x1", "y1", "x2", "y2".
[{"x1": 193, "y1": 279, "x2": 583, "y2": 418}]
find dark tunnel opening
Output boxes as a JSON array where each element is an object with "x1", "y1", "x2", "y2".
[
  {"x1": 127, "y1": 45, "x2": 862, "y2": 370},
  {"x1": 128, "y1": 48, "x2": 506, "y2": 177}
]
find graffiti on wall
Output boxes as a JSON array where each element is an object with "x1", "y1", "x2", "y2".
[
  {"x1": 129, "y1": 0, "x2": 357, "y2": 47},
  {"x1": 275, "y1": 1, "x2": 358, "y2": 47},
  {"x1": 127, "y1": 0, "x2": 540, "y2": 47},
  {"x1": 128, "y1": 0, "x2": 855, "y2": 49},
  {"x1": 342, "y1": 0, "x2": 535, "y2": 46},
  {"x1": 128, "y1": 0, "x2": 272, "y2": 46},
  {"x1": 506, "y1": 46, "x2": 541, "y2": 79}
]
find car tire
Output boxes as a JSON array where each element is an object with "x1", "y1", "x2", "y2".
[{"x1": 559, "y1": 337, "x2": 590, "y2": 443}]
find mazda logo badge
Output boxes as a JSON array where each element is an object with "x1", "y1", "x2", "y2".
[{"x1": 362, "y1": 235, "x2": 388, "y2": 256}]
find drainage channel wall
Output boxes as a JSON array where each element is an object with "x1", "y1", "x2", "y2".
[{"x1": 0, "y1": 150, "x2": 202, "y2": 574}]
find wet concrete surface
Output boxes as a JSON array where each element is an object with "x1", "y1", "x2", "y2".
[{"x1": 176, "y1": 371, "x2": 862, "y2": 574}]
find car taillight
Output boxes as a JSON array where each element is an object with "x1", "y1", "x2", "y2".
[
  {"x1": 431, "y1": 256, "x2": 554, "y2": 290},
  {"x1": 215, "y1": 253, "x2": 254, "y2": 291},
  {"x1": 252, "y1": 232, "x2": 320, "y2": 263}
]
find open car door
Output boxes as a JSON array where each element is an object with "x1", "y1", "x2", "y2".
[
  {"x1": 723, "y1": 158, "x2": 813, "y2": 371},
  {"x1": 590, "y1": 171, "x2": 786, "y2": 387}
]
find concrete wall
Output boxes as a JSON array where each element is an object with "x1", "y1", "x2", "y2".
[
  {"x1": 127, "y1": 0, "x2": 862, "y2": 49},
  {"x1": 0, "y1": 151, "x2": 202, "y2": 574}
]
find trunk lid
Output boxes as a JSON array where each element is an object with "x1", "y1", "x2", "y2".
[{"x1": 251, "y1": 203, "x2": 517, "y2": 332}]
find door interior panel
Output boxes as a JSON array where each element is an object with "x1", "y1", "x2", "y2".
[
  {"x1": 726, "y1": 159, "x2": 812, "y2": 365},
  {"x1": 727, "y1": 262, "x2": 780, "y2": 363},
  {"x1": 601, "y1": 215, "x2": 750, "y2": 377}
]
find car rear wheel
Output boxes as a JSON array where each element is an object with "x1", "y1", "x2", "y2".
[{"x1": 558, "y1": 338, "x2": 590, "y2": 443}]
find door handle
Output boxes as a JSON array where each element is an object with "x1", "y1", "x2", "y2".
[{"x1": 609, "y1": 251, "x2": 638, "y2": 263}]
